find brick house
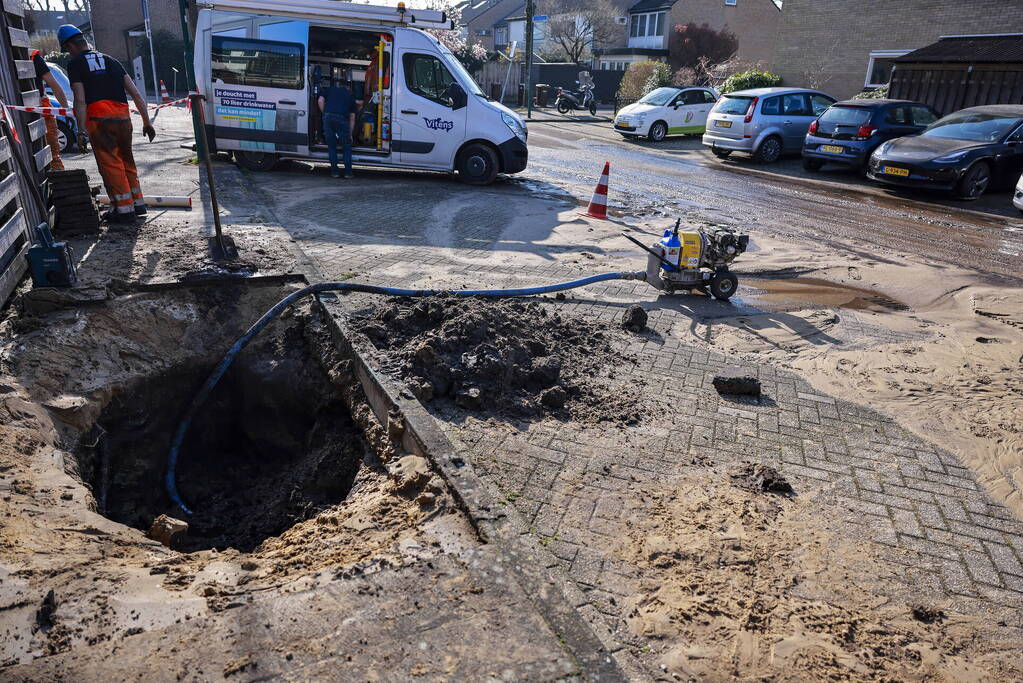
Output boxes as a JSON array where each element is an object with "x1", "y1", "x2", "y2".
[
  {"x1": 595, "y1": 0, "x2": 782, "y2": 71},
  {"x1": 90, "y1": 0, "x2": 180, "y2": 64},
  {"x1": 773, "y1": 0, "x2": 1023, "y2": 100},
  {"x1": 459, "y1": 0, "x2": 524, "y2": 52}
]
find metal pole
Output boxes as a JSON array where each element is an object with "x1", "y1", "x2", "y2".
[
  {"x1": 191, "y1": 94, "x2": 227, "y2": 258},
  {"x1": 525, "y1": 0, "x2": 534, "y2": 119},
  {"x1": 177, "y1": 0, "x2": 207, "y2": 161},
  {"x1": 142, "y1": 0, "x2": 159, "y2": 102}
]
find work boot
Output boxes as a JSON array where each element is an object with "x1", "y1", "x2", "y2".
[
  {"x1": 134, "y1": 204, "x2": 148, "y2": 217},
  {"x1": 102, "y1": 209, "x2": 137, "y2": 226}
]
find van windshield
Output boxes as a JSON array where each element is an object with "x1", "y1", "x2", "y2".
[
  {"x1": 437, "y1": 43, "x2": 484, "y2": 97},
  {"x1": 713, "y1": 95, "x2": 753, "y2": 115}
]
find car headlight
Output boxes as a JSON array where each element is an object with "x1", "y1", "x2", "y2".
[
  {"x1": 933, "y1": 150, "x2": 968, "y2": 163},
  {"x1": 873, "y1": 141, "x2": 893, "y2": 157},
  {"x1": 502, "y1": 112, "x2": 527, "y2": 143}
]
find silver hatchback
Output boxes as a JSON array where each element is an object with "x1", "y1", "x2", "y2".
[{"x1": 703, "y1": 87, "x2": 836, "y2": 163}]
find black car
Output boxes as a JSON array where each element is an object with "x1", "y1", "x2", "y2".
[
  {"x1": 802, "y1": 99, "x2": 939, "y2": 173},
  {"x1": 867, "y1": 105, "x2": 1023, "y2": 200}
]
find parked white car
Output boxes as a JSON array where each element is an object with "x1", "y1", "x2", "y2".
[
  {"x1": 614, "y1": 86, "x2": 719, "y2": 142},
  {"x1": 1015, "y1": 173, "x2": 1023, "y2": 215}
]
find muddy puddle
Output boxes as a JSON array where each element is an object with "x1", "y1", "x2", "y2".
[{"x1": 736, "y1": 277, "x2": 909, "y2": 313}]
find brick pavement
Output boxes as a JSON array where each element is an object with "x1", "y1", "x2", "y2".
[{"x1": 244, "y1": 170, "x2": 1023, "y2": 660}]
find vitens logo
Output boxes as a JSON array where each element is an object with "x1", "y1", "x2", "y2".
[{"x1": 422, "y1": 117, "x2": 454, "y2": 132}]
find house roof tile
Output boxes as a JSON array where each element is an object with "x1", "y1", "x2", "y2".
[{"x1": 895, "y1": 34, "x2": 1023, "y2": 64}]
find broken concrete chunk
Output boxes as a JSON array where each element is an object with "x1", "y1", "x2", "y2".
[
  {"x1": 540, "y1": 386, "x2": 568, "y2": 410},
  {"x1": 712, "y1": 374, "x2": 761, "y2": 396},
  {"x1": 621, "y1": 305, "x2": 648, "y2": 332},
  {"x1": 148, "y1": 514, "x2": 189, "y2": 549},
  {"x1": 455, "y1": 385, "x2": 483, "y2": 409}
]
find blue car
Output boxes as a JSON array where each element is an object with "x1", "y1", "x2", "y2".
[
  {"x1": 802, "y1": 99, "x2": 940, "y2": 174},
  {"x1": 44, "y1": 62, "x2": 78, "y2": 153}
]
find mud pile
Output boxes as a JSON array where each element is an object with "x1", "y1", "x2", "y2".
[{"x1": 356, "y1": 297, "x2": 642, "y2": 424}]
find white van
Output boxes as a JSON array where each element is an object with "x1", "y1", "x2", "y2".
[{"x1": 193, "y1": 0, "x2": 528, "y2": 184}]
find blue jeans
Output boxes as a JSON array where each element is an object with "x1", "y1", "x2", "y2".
[{"x1": 322, "y1": 112, "x2": 352, "y2": 176}]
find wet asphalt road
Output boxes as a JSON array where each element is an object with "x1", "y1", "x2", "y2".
[{"x1": 523, "y1": 117, "x2": 1023, "y2": 283}]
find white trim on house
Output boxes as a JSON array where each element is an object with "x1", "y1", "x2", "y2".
[{"x1": 865, "y1": 49, "x2": 912, "y2": 88}]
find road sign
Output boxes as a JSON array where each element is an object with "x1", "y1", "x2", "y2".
[{"x1": 533, "y1": 14, "x2": 547, "y2": 21}]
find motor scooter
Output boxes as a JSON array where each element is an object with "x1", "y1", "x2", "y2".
[{"x1": 554, "y1": 71, "x2": 597, "y2": 116}]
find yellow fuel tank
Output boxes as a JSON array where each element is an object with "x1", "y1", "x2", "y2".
[{"x1": 680, "y1": 232, "x2": 703, "y2": 269}]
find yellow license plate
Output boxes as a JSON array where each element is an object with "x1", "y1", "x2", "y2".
[
  {"x1": 821, "y1": 145, "x2": 844, "y2": 154},
  {"x1": 715, "y1": 120, "x2": 732, "y2": 128},
  {"x1": 883, "y1": 166, "x2": 910, "y2": 177},
  {"x1": 616, "y1": 123, "x2": 634, "y2": 130}
]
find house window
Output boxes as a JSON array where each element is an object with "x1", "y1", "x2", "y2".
[
  {"x1": 725, "y1": 0, "x2": 737, "y2": 5},
  {"x1": 495, "y1": 26, "x2": 508, "y2": 45},
  {"x1": 630, "y1": 11, "x2": 666, "y2": 38},
  {"x1": 865, "y1": 49, "x2": 912, "y2": 88}
]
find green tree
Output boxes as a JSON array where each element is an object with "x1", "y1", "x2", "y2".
[
  {"x1": 617, "y1": 60, "x2": 658, "y2": 99},
  {"x1": 719, "y1": 69, "x2": 781, "y2": 94},
  {"x1": 643, "y1": 61, "x2": 673, "y2": 96}
]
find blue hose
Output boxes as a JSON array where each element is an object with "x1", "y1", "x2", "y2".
[{"x1": 166, "y1": 272, "x2": 646, "y2": 514}]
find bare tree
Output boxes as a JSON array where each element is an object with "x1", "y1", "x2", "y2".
[
  {"x1": 801, "y1": 47, "x2": 835, "y2": 90},
  {"x1": 538, "y1": 0, "x2": 624, "y2": 64}
]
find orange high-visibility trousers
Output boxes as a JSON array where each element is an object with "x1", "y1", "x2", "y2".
[
  {"x1": 86, "y1": 113, "x2": 143, "y2": 215},
  {"x1": 41, "y1": 96, "x2": 64, "y2": 171}
]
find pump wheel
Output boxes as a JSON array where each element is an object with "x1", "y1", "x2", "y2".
[
  {"x1": 457, "y1": 143, "x2": 498, "y2": 185},
  {"x1": 234, "y1": 151, "x2": 279, "y2": 172},
  {"x1": 710, "y1": 272, "x2": 738, "y2": 301}
]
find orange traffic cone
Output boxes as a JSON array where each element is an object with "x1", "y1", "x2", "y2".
[
  {"x1": 580, "y1": 161, "x2": 610, "y2": 219},
  {"x1": 159, "y1": 80, "x2": 171, "y2": 104}
]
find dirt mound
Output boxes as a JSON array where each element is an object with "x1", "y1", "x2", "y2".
[{"x1": 356, "y1": 297, "x2": 642, "y2": 424}]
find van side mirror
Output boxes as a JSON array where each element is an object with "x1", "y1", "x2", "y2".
[{"x1": 448, "y1": 83, "x2": 467, "y2": 110}]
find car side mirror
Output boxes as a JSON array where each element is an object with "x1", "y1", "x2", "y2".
[{"x1": 448, "y1": 83, "x2": 467, "y2": 111}]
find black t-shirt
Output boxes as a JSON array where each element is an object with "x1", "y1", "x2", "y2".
[
  {"x1": 31, "y1": 51, "x2": 50, "y2": 96},
  {"x1": 67, "y1": 50, "x2": 127, "y2": 105}
]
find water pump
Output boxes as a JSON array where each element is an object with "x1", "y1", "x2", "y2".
[{"x1": 623, "y1": 220, "x2": 749, "y2": 300}]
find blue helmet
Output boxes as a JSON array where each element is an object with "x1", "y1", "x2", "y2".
[{"x1": 57, "y1": 24, "x2": 83, "y2": 47}]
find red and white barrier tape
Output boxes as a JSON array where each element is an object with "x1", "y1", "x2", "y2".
[
  {"x1": 132, "y1": 96, "x2": 188, "y2": 115},
  {"x1": 5, "y1": 104, "x2": 71, "y2": 116}
]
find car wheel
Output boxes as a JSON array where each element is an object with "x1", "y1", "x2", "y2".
[
  {"x1": 802, "y1": 157, "x2": 824, "y2": 171},
  {"x1": 234, "y1": 151, "x2": 279, "y2": 172},
  {"x1": 457, "y1": 143, "x2": 499, "y2": 185},
  {"x1": 709, "y1": 271, "x2": 738, "y2": 301},
  {"x1": 648, "y1": 121, "x2": 668, "y2": 142},
  {"x1": 56, "y1": 121, "x2": 72, "y2": 154},
  {"x1": 712, "y1": 149, "x2": 732, "y2": 159},
  {"x1": 556, "y1": 100, "x2": 571, "y2": 115},
  {"x1": 753, "y1": 136, "x2": 782, "y2": 164},
  {"x1": 955, "y1": 161, "x2": 991, "y2": 200}
]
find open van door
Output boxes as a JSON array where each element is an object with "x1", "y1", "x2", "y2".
[
  {"x1": 209, "y1": 30, "x2": 309, "y2": 159},
  {"x1": 394, "y1": 50, "x2": 467, "y2": 169}
]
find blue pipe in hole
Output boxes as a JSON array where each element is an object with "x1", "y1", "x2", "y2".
[{"x1": 166, "y1": 272, "x2": 647, "y2": 514}]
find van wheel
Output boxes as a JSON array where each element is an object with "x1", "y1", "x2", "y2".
[
  {"x1": 234, "y1": 150, "x2": 279, "y2": 172},
  {"x1": 457, "y1": 143, "x2": 498, "y2": 185},
  {"x1": 648, "y1": 121, "x2": 668, "y2": 142},
  {"x1": 754, "y1": 136, "x2": 782, "y2": 163}
]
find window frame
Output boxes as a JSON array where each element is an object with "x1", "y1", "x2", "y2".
[
  {"x1": 211, "y1": 35, "x2": 305, "y2": 90},
  {"x1": 864, "y1": 49, "x2": 912, "y2": 89},
  {"x1": 630, "y1": 11, "x2": 666, "y2": 38},
  {"x1": 402, "y1": 52, "x2": 457, "y2": 106}
]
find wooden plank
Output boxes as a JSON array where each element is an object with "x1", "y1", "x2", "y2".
[
  {"x1": 34, "y1": 143, "x2": 50, "y2": 172},
  {"x1": 0, "y1": 136, "x2": 11, "y2": 167},
  {"x1": 20, "y1": 89, "x2": 38, "y2": 108},
  {"x1": 27, "y1": 117, "x2": 44, "y2": 142},
  {"x1": 14, "y1": 58, "x2": 31, "y2": 80},
  {"x1": 8, "y1": 26, "x2": 28, "y2": 49},
  {"x1": 0, "y1": 241, "x2": 28, "y2": 308},
  {"x1": 3, "y1": 0, "x2": 25, "y2": 17},
  {"x1": 0, "y1": 206, "x2": 24, "y2": 256},
  {"x1": 0, "y1": 171, "x2": 19, "y2": 212}
]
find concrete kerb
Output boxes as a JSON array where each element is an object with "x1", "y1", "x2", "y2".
[{"x1": 315, "y1": 293, "x2": 638, "y2": 680}]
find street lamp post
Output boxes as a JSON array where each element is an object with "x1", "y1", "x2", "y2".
[{"x1": 525, "y1": 0, "x2": 534, "y2": 119}]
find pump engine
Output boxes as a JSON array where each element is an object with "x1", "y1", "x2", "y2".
[{"x1": 641, "y1": 220, "x2": 749, "y2": 300}]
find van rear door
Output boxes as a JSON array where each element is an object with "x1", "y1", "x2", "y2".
[
  {"x1": 210, "y1": 33, "x2": 309, "y2": 156},
  {"x1": 394, "y1": 50, "x2": 466, "y2": 169}
]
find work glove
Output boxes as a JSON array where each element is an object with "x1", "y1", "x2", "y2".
[
  {"x1": 142, "y1": 124, "x2": 156, "y2": 142},
  {"x1": 76, "y1": 132, "x2": 89, "y2": 151}
]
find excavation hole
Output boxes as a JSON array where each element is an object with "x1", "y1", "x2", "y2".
[{"x1": 75, "y1": 317, "x2": 367, "y2": 553}]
